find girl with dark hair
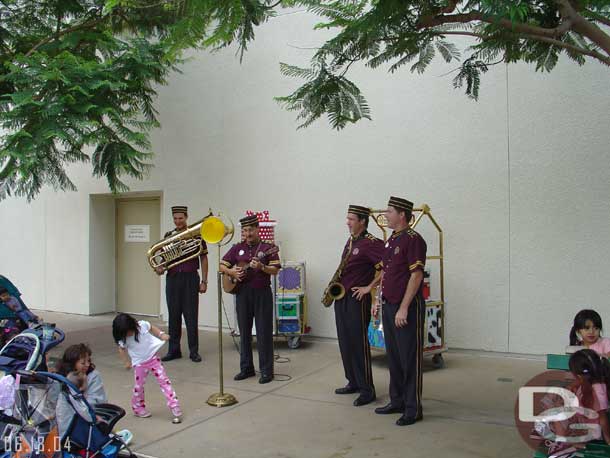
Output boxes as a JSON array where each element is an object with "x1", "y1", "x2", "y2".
[
  {"x1": 57, "y1": 343, "x2": 107, "y2": 405},
  {"x1": 569, "y1": 310, "x2": 610, "y2": 356},
  {"x1": 538, "y1": 349, "x2": 610, "y2": 458},
  {"x1": 112, "y1": 313, "x2": 182, "y2": 424}
]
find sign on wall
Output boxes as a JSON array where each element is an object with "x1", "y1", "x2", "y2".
[{"x1": 125, "y1": 225, "x2": 150, "y2": 243}]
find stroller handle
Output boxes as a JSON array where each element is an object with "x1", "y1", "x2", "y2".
[
  {"x1": 51, "y1": 327, "x2": 65, "y2": 344},
  {"x1": 25, "y1": 324, "x2": 65, "y2": 347}
]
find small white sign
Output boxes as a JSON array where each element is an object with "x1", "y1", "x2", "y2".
[{"x1": 125, "y1": 225, "x2": 150, "y2": 243}]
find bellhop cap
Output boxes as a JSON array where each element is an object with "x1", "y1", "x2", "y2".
[
  {"x1": 347, "y1": 205, "x2": 371, "y2": 218},
  {"x1": 239, "y1": 215, "x2": 259, "y2": 227},
  {"x1": 388, "y1": 196, "x2": 413, "y2": 212},
  {"x1": 171, "y1": 205, "x2": 188, "y2": 214}
]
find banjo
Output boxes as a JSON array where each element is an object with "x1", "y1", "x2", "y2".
[{"x1": 222, "y1": 245, "x2": 280, "y2": 294}]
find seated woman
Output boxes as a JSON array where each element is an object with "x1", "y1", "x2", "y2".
[{"x1": 56, "y1": 344, "x2": 107, "y2": 436}]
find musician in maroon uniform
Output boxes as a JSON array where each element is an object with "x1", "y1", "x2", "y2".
[
  {"x1": 156, "y1": 205, "x2": 208, "y2": 363},
  {"x1": 374, "y1": 197, "x2": 427, "y2": 426},
  {"x1": 220, "y1": 215, "x2": 281, "y2": 384},
  {"x1": 333, "y1": 205, "x2": 383, "y2": 406}
]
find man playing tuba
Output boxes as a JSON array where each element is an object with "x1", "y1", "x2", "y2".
[{"x1": 155, "y1": 205, "x2": 208, "y2": 363}]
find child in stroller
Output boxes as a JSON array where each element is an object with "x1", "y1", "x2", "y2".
[
  {"x1": 0, "y1": 277, "x2": 42, "y2": 347},
  {"x1": 0, "y1": 370, "x2": 136, "y2": 458}
]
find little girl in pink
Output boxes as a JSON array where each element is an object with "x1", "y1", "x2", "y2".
[
  {"x1": 539, "y1": 349, "x2": 610, "y2": 457},
  {"x1": 112, "y1": 313, "x2": 182, "y2": 424},
  {"x1": 569, "y1": 309, "x2": 610, "y2": 356}
]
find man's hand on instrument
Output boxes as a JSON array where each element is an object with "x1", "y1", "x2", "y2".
[
  {"x1": 351, "y1": 285, "x2": 371, "y2": 301},
  {"x1": 395, "y1": 306, "x2": 409, "y2": 328},
  {"x1": 155, "y1": 266, "x2": 165, "y2": 276},
  {"x1": 250, "y1": 259, "x2": 262, "y2": 270},
  {"x1": 231, "y1": 267, "x2": 245, "y2": 281},
  {"x1": 199, "y1": 282, "x2": 207, "y2": 294}
]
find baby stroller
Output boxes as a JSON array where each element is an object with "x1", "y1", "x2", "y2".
[
  {"x1": 0, "y1": 325, "x2": 65, "y2": 375},
  {"x1": 0, "y1": 370, "x2": 136, "y2": 458},
  {"x1": 0, "y1": 276, "x2": 42, "y2": 347}
]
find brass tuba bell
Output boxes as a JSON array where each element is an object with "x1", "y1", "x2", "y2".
[
  {"x1": 200, "y1": 213, "x2": 234, "y2": 246},
  {"x1": 147, "y1": 212, "x2": 212, "y2": 271}
]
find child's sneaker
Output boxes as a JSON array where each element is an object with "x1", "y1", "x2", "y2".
[
  {"x1": 134, "y1": 410, "x2": 151, "y2": 418},
  {"x1": 171, "y1": 407, "x2": 182, "y2": 424}
]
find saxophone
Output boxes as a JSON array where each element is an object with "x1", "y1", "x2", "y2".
[{"x1": 321, "y1": 238, "x2": 353, "y2": 307}]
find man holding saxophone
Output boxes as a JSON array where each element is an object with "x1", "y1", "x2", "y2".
[
  {"x1": 155, "y1": 205, "x2": 208, "y2": 363},
  {"x1": 330, "y1": 205, "x2": 383, "y2": 407}
]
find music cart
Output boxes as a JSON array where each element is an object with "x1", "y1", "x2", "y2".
[
  {"x1": 367, "y1": 204, "x2": 447, "y2": 369},
  {"x1": 232, "y1": 263, "x2": 310, "y2": 350},
  {"x1": 275, "y1": 261, "x2": 310, "y2": 349}
]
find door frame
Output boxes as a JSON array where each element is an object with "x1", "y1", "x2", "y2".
[{"x1": 115, "y1": 194, "x2": 163, "y2": 317}]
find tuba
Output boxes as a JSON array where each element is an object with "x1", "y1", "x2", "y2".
[
  {"x1": 321, "y1": 238, "x2": 353, "y2": 307},
  {"x1": 147, "y1": 212, "x2": 212, "y2": 271}
]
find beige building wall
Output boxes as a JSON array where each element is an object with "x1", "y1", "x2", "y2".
[{"x1": 0, "y1": 12, "x2": 608, "y2": 354}]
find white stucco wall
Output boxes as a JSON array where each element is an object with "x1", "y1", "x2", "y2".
[{"x1": 0, "y1": 11, "x2": 608, "y2": 354}]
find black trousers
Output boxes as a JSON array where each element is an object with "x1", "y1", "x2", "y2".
[
  {"x1": 165, "y1": 272, "x2": 199, "y2": 356},
  {"x1": 236, "y1": 285, "x2": 274, "y2": 376},
  {"x1": 334, "y1": 293, "x2": 374, "y2": 397},
  {"x1": 382, "y1": 295, "x2": 425, "y2": 418}
]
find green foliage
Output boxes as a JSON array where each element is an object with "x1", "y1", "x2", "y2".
[
  {"x1": 271, "y1": 0, "x2": 610, "y2": 128},
  {"x1": 0, "y1": 1, "x2": 182, "y2": 199},
  {"x1": 1, "y1": 0, "x2": 609, "y2": 199}
]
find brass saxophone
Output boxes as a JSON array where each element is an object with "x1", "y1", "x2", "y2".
[{"x1": 321, "y1": 238, "x2": 353, "y2": 307}]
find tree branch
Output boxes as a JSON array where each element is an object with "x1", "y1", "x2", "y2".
[
  {"x1": 521, "y1": 33, "x2": 610, "y2": 67},
  {"x1": 555, "y1": 0, "x2": 610, "y2": 56},
  {"x1": 418, "y1": 11, "x2": 574, "y2": 40},
  {"x1": 582, "y1": 9, "x2": 610, "y2": 28},
  {"x1": 24, "y1": 14, "x2": 106, "y2": 57},
  {"x1": 434, "y1": 30, "x2": 484, "y2": 39},
  {"x1": 432, "y1": 29, "x2": 610, "y2": 67}
]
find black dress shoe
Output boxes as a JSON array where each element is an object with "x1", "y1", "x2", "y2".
[
  {"x1": 374, "y1": 403, "x2": 404, "y2": 415},
  {"x1": 189, "y1": 353, "x2": 202, "y2": 363},
  {"x1": 353, "y1": 393, "x2": 376, "y2": 407},
  {"x1": 259, "y1": 374, "x2": 274, "y2": 384},
  {"x1": 396, "y1": 414, "x2": 423, "y2": 426},
  {"x1": 161, "y1": 353, "x2": 182, "y2": 362},
  {"x1": 335, "y1": 386, "x2": 358, "y2": 395},
  {"x1": 233, "y1": 370, "x2": 256, "y2": 381}
]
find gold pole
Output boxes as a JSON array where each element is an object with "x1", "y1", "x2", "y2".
[{"x1": 206, "y1": 248, "x2": 238, "y2": 407}]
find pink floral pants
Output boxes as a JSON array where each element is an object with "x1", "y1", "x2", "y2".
[{"x1": 131, "y1": 355, "x2": 181, "y2": 415}]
